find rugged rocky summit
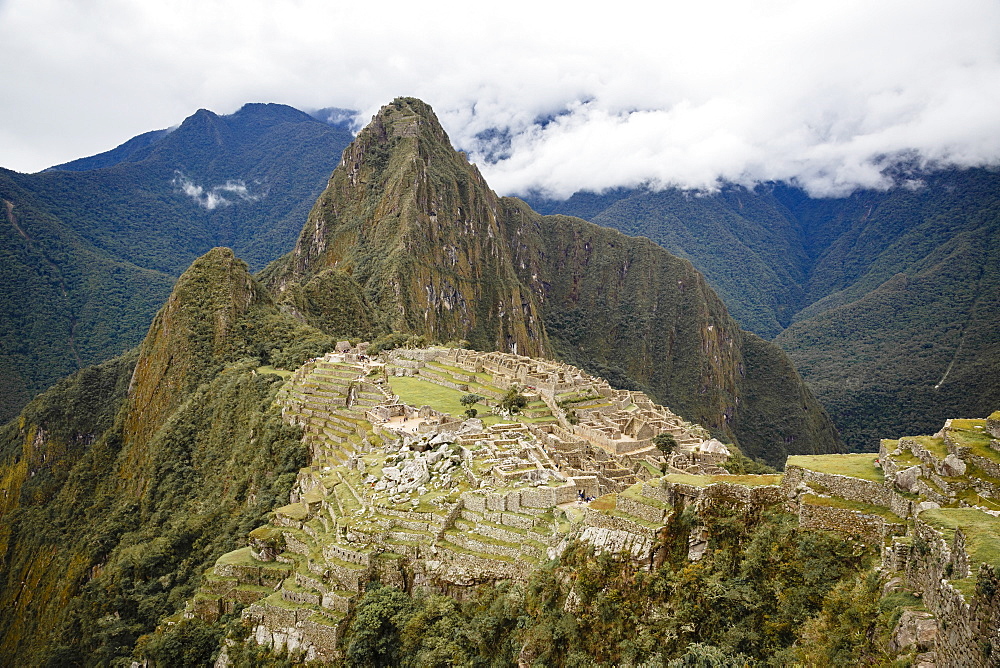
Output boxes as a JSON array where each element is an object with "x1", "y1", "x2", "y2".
[{"x1": 264, "y1": 98, "x2": 547, "y2": 357}]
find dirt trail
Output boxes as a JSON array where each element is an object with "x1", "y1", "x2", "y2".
[
  {"x1": 5, "y1": 199, "x2": 30, "y2": 241},
  {"x1": 934, "y1": 264, "x2": 985, "y2": 390}
]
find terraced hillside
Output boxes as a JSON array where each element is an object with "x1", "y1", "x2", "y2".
[
  {"x1": 186, "y1": 345, "x2": 743, "y2": 659},
  {"x1": 174, "y1": 338, "x2": 999, "y2": 664},
  {"x1": 777, "y1": 418, "x2": 1000, "y2": 666}
]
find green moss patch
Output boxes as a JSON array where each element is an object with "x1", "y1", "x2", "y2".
[
  {"x1": 912, "y1": 436, "x2": 948, "y2": 460},
  {"x1": 257, "y1": 365, "x2": 292, "y2": 379},
  {"x1": 662, "y1": 473, "x2": 783, "y2": 488},
  {"x1": 801, "y1": 494, "x2": 903, "y2": 523},
  {"x1": 589, "y1": 493, "x2": 617, "y2": 511},
  {"x1": 274, "y1": 503, "x2": 308, "y2": 521}
]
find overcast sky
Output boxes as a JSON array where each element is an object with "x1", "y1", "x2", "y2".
[{"x1": 2, "y1": 0, "x2": 999, "y2": 197}]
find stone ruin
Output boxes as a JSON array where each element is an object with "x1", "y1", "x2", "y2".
[
  {"x1": 193, "y1": 345, "x2": 1000, "y2": 665},
  {"x1": 183, "y1": 344, "x2": 775, "y2": 662}
]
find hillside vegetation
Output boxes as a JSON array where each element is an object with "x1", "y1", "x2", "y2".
[{"x1": 0, "y1": 249, "x2": 337, "y2": 663}]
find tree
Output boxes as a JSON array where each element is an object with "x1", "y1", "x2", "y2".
[
  {"x1": 345, "y1": 585, "x2": 416, "y2": 667},
  {"x1": 654, "y1": 432, "x2": 678, "y2": 458},
  {"x1": 500, "y1": 386, "x2": 528, "y2": 415},
  {"x1": 460, "y1": 393, "x2": 484, "y2": 408}
]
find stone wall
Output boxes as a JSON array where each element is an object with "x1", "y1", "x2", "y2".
[
  {"x1": 902, "y1": 516, "x2": 1000, "y2": 667},
  {"x1": 519, "y1": 486, "x2": 559, "y2": 508},
  {"x1": 798, "y1": 501, "x2": 904, "y2": 545},
  {"x1": 986, "y1": 411, "x2": 1000, "y2": 439},
  {"x1": 658, "y1": 479, "x2": 784, "y2": 516},
  {"x1": 783, "y1": 464, "x2": 915, "y2": 518},
  {"x1": 616, "y1": 494, "x2": 668, "y2": 524},
  {"x1": 783, "y1": 465, "x2": 890, "y2": 507},
  {"x1": 248, "y1": 615, "x2": 342, "y2": 664},
  {"x1": 322, "y1": 543, "x2": 372, "y2": 567},
  {"x1": 583, "y1": 507, "x2": 658, "y2": 539},
  {"x1": 431, "y1": 545, "x2": 529, "y2": 582}
]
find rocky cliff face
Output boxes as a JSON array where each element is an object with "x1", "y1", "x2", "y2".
[
  {"x1": 265, "y1": 97, "x2": 840, "y2": 463},
  {"x1": 501, "y1": 202, "x2": 838, "y2": 463}
]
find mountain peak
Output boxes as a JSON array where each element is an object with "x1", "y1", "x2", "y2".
[
  {"x1": 229, "y1": 102, "x2": 317, "y2": 126},
  {"x1": 269, "y1": 97, "x2": 545, "y2": 356},
  {"x1": 367, "y1": 96, "x2": 450, "y2": 144},
  {"x1": 123, "y1": 247, "x2": 267, "y2": 460}
]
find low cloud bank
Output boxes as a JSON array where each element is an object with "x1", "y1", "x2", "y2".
[
  {"x1": 172, "y1": 173, "x2": 264, "y2": 210},
  {"x1": 4, "y1": 0, "x2": 999, "y2": 197}
]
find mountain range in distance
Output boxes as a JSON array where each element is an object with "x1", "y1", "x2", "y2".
[
  {"x1": 1, "y1": 98, "x2": 998, "y2": 453},
  {"x1": 0, "y1": 104, "x2": 355, "y2": 422}
]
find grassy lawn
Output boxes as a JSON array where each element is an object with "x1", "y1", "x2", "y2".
[
  {"x1": 922, "y1": 508, "x2": 1000, "y2": 570},
  {"x1": 388, "y1": 375, "x2": 540, "y2": 428},
  {"x1": 887, "y1": 448, "x2": 921, "y2": 468},
  {"x1": 950, "y1": 419, "x2": 1000, "y2": 467},
  {"x1": 275, "y1": 503, "x2": 308, "y2": 521},
  {"x1": 912, "y1": 435, "x2": 948, "y2": 460},
  {"x1": 589, "y1": 493, "x2": 617, "y2": 511},
  {"x1": 621, "y1": 482, "x2": 670, "y2": 509},
  {"x1": 215, "y1": 547, "x2": 291, "y2": 570},
  {"x1": 956, "y1": 488, "x2": 1000, "y2": 512},
  {"x1": 786, "y1": 453, "x2": 884, "y2": 482},
  {"x1": 639, "y1": 460, "x2": 662, "y2": 476},
  {"x1": 389, "y1": 375, "x2": 483, "y2": 417},
  {"x1": 257, "y1": 365, "x2": 292, "y2": 378}
]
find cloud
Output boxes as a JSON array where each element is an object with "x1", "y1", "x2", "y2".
[
  {"x1": 2, "y1": 0, "x2": 999, "y2": 197},
  {"x1": 172, "y1": 173, "x2": 262, "y2": 210}
]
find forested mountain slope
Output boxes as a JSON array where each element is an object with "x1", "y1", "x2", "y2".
[
  {"x1": 527, "y1": 169, "x2": 1000, "y2": 449},
  {"x1": 0, "y1": 104, "x2": 353, "y2": 423},
  {"x1": 0, "y1": 98, "x2": 842, "y2": 664},
  {"x1": 0, "y1": 249, "x2": 333, "y2": 663}
]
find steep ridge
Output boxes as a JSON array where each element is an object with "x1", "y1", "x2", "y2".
[
  {"x1": 264, "y1": 97, "x2": 840, "y2": 464},
  {"x1": 502, "y1": 203, "x2": 838, "y2": 464},
  {"x1": 0, "y1": 249, "x2": 334, "y2": 663},
  {"x1": 526, "y1": 185, "x2": 809, "y2": 338},
  {"x1": 263, "y1": 98, "x2": 549, "y2": 357}
]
